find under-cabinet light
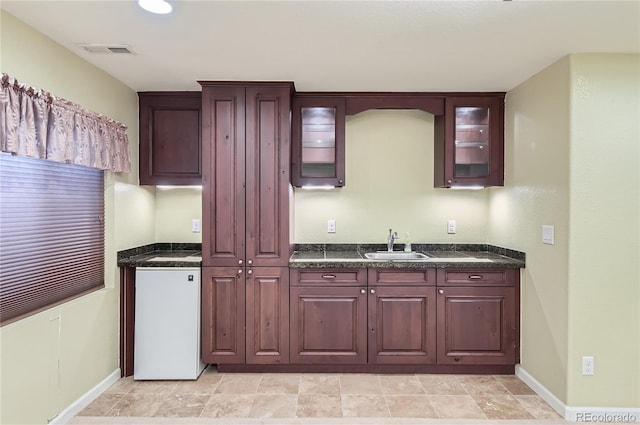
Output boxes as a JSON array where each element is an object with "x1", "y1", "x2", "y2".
[
  {"x1": 300, "y1": 185, "x2": 336, "y2": 190},
  {"x1": 138, "y1": 0, "x2": 172, "y2": 14},
  {"x1": 449, "y1": 185, "x2": 485, "y2": 190},
  {"x1": 156, "y1": 185, "x2": 202, "y2": 190}
]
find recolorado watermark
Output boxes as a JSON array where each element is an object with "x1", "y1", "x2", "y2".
[{"x1": 576, "y1": 412, "x2": 638, "y2": 423}]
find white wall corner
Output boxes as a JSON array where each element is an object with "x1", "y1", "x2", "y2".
[
  {"x1": 516, "y1": 365, "x2": 640, "y2": 423},
  {"x1": 49, "y1": 368, "x2": 120, "y2": 425}
]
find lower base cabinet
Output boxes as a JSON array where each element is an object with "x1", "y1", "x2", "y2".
[
  {"x1": 202, "y1": 266, "x2": 289, "y2": 365},
  {"x1": 201, "y1": 267, "x2": 245, "y2": 364},
  {"x1": 436, "y1": 286, "x2": 516, "y2": 365},
  {"x1": 368, "y1": 285, "x2": 437, "y2": 364},
  {"x1": 290, "y1": 286, "x2": 367, "y2": 364},
  {"x1": 436, "y1": 268, "x2": 519, "y2": 365},
  {"x1": 203, "y1": 266, "x2": 520, "y2": 369}
]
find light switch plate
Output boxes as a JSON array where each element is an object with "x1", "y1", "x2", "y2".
[
  {"x1": 447, "y1": 220, "x2": 456, "y2": 234},
  {"x1": 542, "y1": 225, "x2": 554, "y2": 245}
]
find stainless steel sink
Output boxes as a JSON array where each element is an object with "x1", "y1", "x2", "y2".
[{"x1": 364, "y1": 252, "x2": 429, "y2": 260}]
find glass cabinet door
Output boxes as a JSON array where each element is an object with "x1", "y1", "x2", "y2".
[
  {"x1": 454, "y1": 106, "x2": 490, "y2": 178},
  {"x1": 434, "y1": 95, "x2": 504, "y2": 188},
  {"x1": 292, "y1": 96, "x2": 345, "y2": 187},
  {"x1": 301, "y1": 107, "x2": 336, "y2": 178}
]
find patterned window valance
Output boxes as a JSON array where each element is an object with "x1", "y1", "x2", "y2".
[{"x1": 0, "y1": 73, "x2": 131, "y2": 173}]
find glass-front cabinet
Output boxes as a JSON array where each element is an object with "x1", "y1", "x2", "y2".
[
  {"x1": 434, "y1": 95, "x2": 505, "y2": 188},
  {"x1": 291, "y1": 96, "x2": 346, "y2": 187}
]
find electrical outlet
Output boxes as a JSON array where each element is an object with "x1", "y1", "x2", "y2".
[
  {"x1": 542, "y1": 225, "x2": 554, "y2": 245},
  {"x1": 582, "y1": 356, "x2": 594, "y2": 375},
  {"x1": 447, "y1": 220, "x2": 456, "y2": 234},
  {"x1": 327, "y1": 219, "x2": 336, "y2": 234},
  {"x1": 192, "y1": 219, "x2": 201, "y2": 233}
]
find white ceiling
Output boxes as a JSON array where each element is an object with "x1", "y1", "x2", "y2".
[{"x1": 2, "y1": 1, "x2": 639, "y2": 93}]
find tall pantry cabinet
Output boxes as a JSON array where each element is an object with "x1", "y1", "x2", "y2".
[{"x1": 199, "y1": 82, "x2": 294, "y2": 365}]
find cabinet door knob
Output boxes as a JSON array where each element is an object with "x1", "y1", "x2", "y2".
[
  {"x1": 469, "y1": 275, "x2": 483, "y2": 280},
  {"x1": 247, "y1": 259, "x2": 253, "y2": 265},
  {"x1": 238, "y1": 259, "x2": 243, "y2": 265},
  {"x1": 370, "y1": 289, "x2": 375, "y2": 294},
  {"x1": 438, "y1": 289, "x2": 444, "y2": 294},
  {"x1": 247, "y1": 269, "x2": 253, "y2": 275},
  {"x1": 360, "y1": 289, "x2": 366, "y2": 294},
  {"x1": 238, "y1": 269, "x2": 243, "y2": 275}
]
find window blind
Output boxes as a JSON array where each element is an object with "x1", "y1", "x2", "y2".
[{"x1": 0, "y1": 152, "x2": 105, "y2": 325}]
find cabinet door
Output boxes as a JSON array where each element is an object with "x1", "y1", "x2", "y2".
[
  {"x1": 437, "y1": 286, "x2": 516, "y2": 365},
  {"x1": 201, "y1": 267, "x2": 245, "y2": 363},
  {"x1": 291, "y1": 96, "x2": 346, "y2": 187},
  {"x1": 245, "y1": 86, "x2": 292, "y2": 267},
  {"x1": 201, "y1": 86, "x2": 246, "y2": 267},
  {"x1": 290, "y1": 286, "x2": 367, "y2": 364},
  {"x1": 138, "y1": 92, "x2": 202, "y2": 185},
  {"x1": 368, "y1": 286, "x2": 436, "y2": 364},
  {"x1": 246, "y1": 267, "x2": 289, "y2": 364},
  {"x1": 434, "y1": 95, "x2": 504, "y2": 188}
]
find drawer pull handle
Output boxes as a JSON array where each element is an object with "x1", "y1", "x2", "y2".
[
  {"x1": 468, "y1": 275, "x2": 483, "y2": 280},
  {"x1": 322, "y1": 274, "x2": 336, "y2": 279}
]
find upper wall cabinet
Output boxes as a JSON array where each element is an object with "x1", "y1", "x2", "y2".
[
  {"x1": 434, "y1": 95, "x2": 505, "y2": 188},
  {"x1": 138, "y1": 92, "x2": 202, "y2": 186},
  {"x1": 291, "y1": 96, "x2": 346, "y2": 187}
]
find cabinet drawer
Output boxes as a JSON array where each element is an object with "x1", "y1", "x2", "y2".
[
  {"x1": 291, "y1": 268, "x2": 366, "y2": 287},
  {"x1": 368, "y1": 269, "x2": 436, "y2": 286},
  {"x1": 437, "y1": 269, "x2": 518, "y2": 286}
]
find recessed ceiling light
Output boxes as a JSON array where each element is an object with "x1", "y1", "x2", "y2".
[{"x1": 138, "y1": 0, "x2": 172, "y2": 14}]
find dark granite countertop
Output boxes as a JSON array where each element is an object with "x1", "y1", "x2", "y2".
[
  {"x1": 290, "y1": 244, "x2": 525, "y2": 269},
  {"x1": 117, "y1": 243, "x2": 202, "y2": 268},
  {"x1": 117, "y1": 243, "x2": 525, "y2": 269}
]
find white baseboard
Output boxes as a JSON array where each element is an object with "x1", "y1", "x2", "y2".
[
  {"x1": 516, "y1": 365, "x2": 640, "y2": 422},
  {"x1": 50, "y1": 368, "x2": 121, "y2": 425},
  {"x1": 515, "y1": 365, "x2": 567, "y2": 417}
]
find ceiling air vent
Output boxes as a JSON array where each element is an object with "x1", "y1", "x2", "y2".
[{"x1": 76, "y1": 44, "x2": 134, "y2": 54}]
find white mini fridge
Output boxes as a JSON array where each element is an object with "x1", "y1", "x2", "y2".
[{"x1": 134, "y1": 267, "x2": 206, "y2": 380}]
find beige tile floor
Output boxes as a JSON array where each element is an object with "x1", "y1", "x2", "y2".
[{"x1": 77, "y1": 367, "x2": 561, "y2": 420}]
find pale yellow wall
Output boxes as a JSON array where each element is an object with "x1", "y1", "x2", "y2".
[
  {"x1": 490, "y1": 53, "x2": 640, "y2": 409},
  {"x1": 0, "y1": 11, "x2": 155, "y2": 424},
  {"x1": 154, "y1": 187, "x2": 202, "y2": 243},
  {"x1": 566, "y1": 54, "x2": 639, "y2": 407},
  {"x1": 295, "y1": 109, "x2": 489, "y2": 243},
  {"x1": 489, "y1": 57, "x2": 571, "y2": 402}
]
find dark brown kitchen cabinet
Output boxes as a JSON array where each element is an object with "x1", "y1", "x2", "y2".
[
  {"x1": 199, "y1": 82, "x2": 294, "y2": 365},
  {"x1": 291, "y1": 96, "x2": 346, "y2": 187},
  {"x1": 138, "y1": 92, "x2": 202, "y2": 185},
  {"x1": 367, "y1": 269, "x2": 437, "y2": 364},
  {"x1": 201, "y1": 267, "x2": 245, "y2": 364},
  {"x1": 367, "y1": 286, "x2": 437, "y2": 364},
  {"x1": 436, "y1": 269, "x2": 518, "y2": 365},
  {"x1": 200, "y1": 82, "x2": 293, "y2": 267},
  {"x1": 434, "y1": 95, "x2": 505, "y2": 188},
  {"x1": 289, "y1": 268, "x2": 367, "y2": 364},
  {"x1": 201, "y1": 266, "x2": 289, "y2": 365},
  {"x1": 290, "y1": 286, "x2": 368, "y2": 364},
  {"x1": 246, "y1": 267, "x2": 289, "y2": 364}
]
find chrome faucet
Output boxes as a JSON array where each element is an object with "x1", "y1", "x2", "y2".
[{"x1": 387, "y1": 229, "x2": 399, "y2": 252}]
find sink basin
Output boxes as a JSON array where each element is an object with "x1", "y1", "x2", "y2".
[{"x1": 364, "y1": 252, "x2": 429, "y2": 260}]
